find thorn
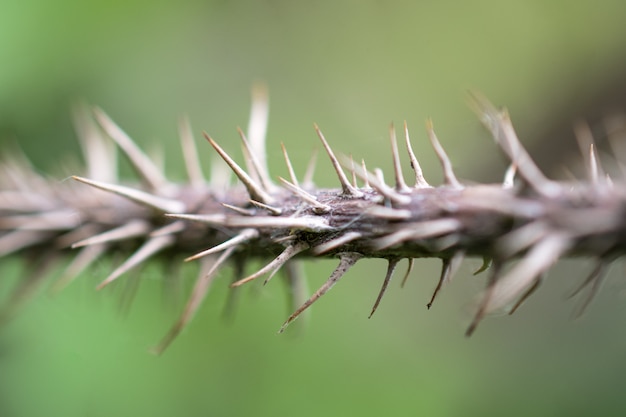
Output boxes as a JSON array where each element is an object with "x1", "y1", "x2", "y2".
[
  {"x1": 389, "y1": 124, "x2": 410, "y2": 192},
  {"x1": 314, "y1": 124, "x2": 362, "y2": 197},
  {"x1": 93, "y1": 106, "x2": 167, "y2": 191},
  {"x1": 283, "y1": 261, "x2": 309, "y2": 327},
  {"x1": 222, "y1": 203, "x2": 255, "y2": 216},
  {"x1": 466, "y1": 262, "x2": 502, "y2": 336},
  {"x1": 72, "y1": 220, "x2": 150, "y2": 248},
  {"x1": 51, "y1": 244, "x2": 107, "y2": 293},
  {"x1": 96, "y1": 235, "x2": 174, "y2": 290},
  {"x1": 185, "y1": 228, "x2": 258, "y2": 262},
  {"x1": 486, "y1": 233, "x2": 571, "y2": 314},
  {"x1": 151, "y1": 247, "x2": 235, "y2": 355},
  {"x1": 204, "y1": 133, "x2": 275, "y2": 205},
  {"x1": 279, "y1": 253, "x2": 362, "y2": 333},
  {"x1": 369, "y1": 258, "x2": 399, "y2": 318},
  {"x1": 347, "y1": 155, "x2": 357, "y2": 187},
  {"x1": 178, "y1": 115, "x2": 205, "y2": 187},
  {"x1": 0, "y1": 230, "x2": 50, "y2": 257},
  {"x1": 426, "y1": 252, "x2": 464, "y2": 309},
  {"x1": 149, "y1": 221, "x2": 186, "y2": 237},
  {"x1": 568, "y1": 260, "x2": 608, "y2": 319},
  {"x1": 400, "y1": 258, "x2": 414, "y2": 288},
  {"x1": 311, "y1": 231, "x2": 362, "y2": 255},
  {"x1": 73, "y1": 103, "x2": 117, "y2": 183},
  {"x1": 246, "y1": 82, "x2": 270, "y2": 184},
  {"x1": 72, "y1": 176, "x2": 186, "y2": 213},
  {"x1": 345, "y1": 157, "x2": 410, "y2": 205},
  {"x1": 1, "y1": 210, "x2": 80, "y2": 231},
  {"x1": 360, "y1": 159, "x2": 371, "y2": 188},
  {"x1": 425, "y1": 119, "x2": 462, "y2": 189},
  {"x1": 372, "y1": 219, "x2": 461, "y2": 250},
  {"x1": 502, "y1": 163, "x2": 517, "y2": 188},
  {"x1": 231, "y1": 241, "x2": 310, "y2": 287},
  {"x1": 497, "y1": 221, "x2": 548, "y2": 258},
  {"x1": 278, "y1": 177, "x2": 330, "y2": 213},
  {"x1": 508, "y1": 276, "x2": 542, "y2": 315},
  {"x1": 473, "y1": 256, "x2": 492, "y2": 275},
  {"x1": 302, "y1": 149, "x2": 318, "y2": 187},
  {"x1": 403, "y1": 121, "x2": 430, "y2": 188},
  {"x1": 248, "y1": 199, "x2": 282, "y2": 215},
  {"x1": 166, "y1": 213, "x2": 331, "y2": 231},
  {"x1": 237, "y1": 127, "x2": 274, "y2": 192},
  {"x1": 281, "y1": 143, "x2": 299, "y2": 187},
  {"x1": 469, "y1": 92, "x2": 561, "y2": 198}
]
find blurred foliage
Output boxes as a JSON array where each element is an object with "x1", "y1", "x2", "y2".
[{"x1": 3, "y1": 1, "x2": 626, "y2": 416}]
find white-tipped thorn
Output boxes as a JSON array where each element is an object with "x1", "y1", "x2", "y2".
[
  {"x1": 93, "y1": 107, "x2": 167, "y2": 191},
  {"x1": 372, "y1": 219, "x2": 461, "y2": 250},
  {"x1": 425, "y1": 119, "x2": 462, "y2": 189},
  {"x1": 166, "y1": 213, "x2": 331, "y2": 231},
  {"x1": 369, "y1": 258, "x2": 399, "y2": 318},
  {"x1": 72, "y1": 220, "x2": 150, "y2": 248},
  {"x1": 231, "y1": 241, "x2": 310, "y2": 287},
  {"x1": 281, "y1": 143, "x2": 300, "y2": 187},
  {"x1": 345, "y1": 158, "x2": 410, "y2": 205},
  {"x1": 72, "y1": 176, "x2": 186, "y2": 213},
  {"x1": 312, "y1": 231, "x2": 362, "y2": 255},
  {"x1": 204, "y1": 133, "x2": 275, "y2": 205},
  {"x1": 96, "y1": 235, "x2": 174, "y2": 290},
  {"x1": 222, "y1": 203, "x2": 255, "y2": 216},
  {"x1": 278, "y1": 177, "x2": 330, "y2": 213},
  {"x1": 314, "y1": 124, "x2": 362, "y2": 197},
  {"x1": 237, "y1": 127, "x2": 274, "y2": 192},
  {"x1": 404, "y1": 121, "x2": 430, "y2": 188},
  {"x1": 178, "y1": 115, "x2": 205, "y2": 188},
  {"x1": 249, "y1": 199, "x2": 282, "y2": 215},
  {"x1": 279, "y1": 253, "x2": 362, "y2": 333},
  {"x1": 389, "y1": 124, "x2": 410, "y2": 192},
  {"x1": 185, "y1": 228, "x2": 258, "y2": 262}
]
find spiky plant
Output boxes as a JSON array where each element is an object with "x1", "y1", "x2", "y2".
[{"x1": 1, "y1": 88, "x2": 622, "y2": 354}]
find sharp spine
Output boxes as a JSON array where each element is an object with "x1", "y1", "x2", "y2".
[
  {"x1": 389, "y1": 124, "x2": 410, "y2": 192},
  {"x1": 185, "y1": 228, "x2": 258, "y2": 262},
  {"x1": 314, "y1": 124, "x2": 362, "y2": 197},
  {"x1": 278, "y1": 177, "x2": 330, "y2": 213},
  {"x1": 403, "y1": 121, "x2": 430, "y2": 188},
  {"x1": 72, "y1": 220, "x2": 150, "y2": 248},
  {"x1": 368, "y1": 258, "x2": 399, "y2": 318},
  {"x1": 281, "y1": 143, "x2": 300, "y2": 187},
  {"x1": 425, "y1": 119, "x2": 462, "y2": 189}
]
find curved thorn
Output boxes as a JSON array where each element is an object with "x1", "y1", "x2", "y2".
[
  {"x1": 400, "y1": 258, "x2": 414, "y2": 288},
  {"x1": 425, "y1": 119, "x2": 462, "y2": 189},
  {"x1": 403, "y1": 121, "x2": 430, "y2": 188},
  {"x1": 279, "y1": 253, "x2": 362, "y2": 333},
  {"x1": 369, "y1": 258, "x2": 399, "y2": 318}
]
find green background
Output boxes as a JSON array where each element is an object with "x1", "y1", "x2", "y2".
[{"x1": 2, "y1": 1, "x2": 626, "y2": 416}]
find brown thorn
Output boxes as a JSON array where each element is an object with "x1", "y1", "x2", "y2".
[
  {"x1": 400, "y1": 258, "x2": 414, "y2": 288},
  {"x1": 389, "y1": 123, "x2": 410, "y2": 192},
  {"x1": 314, "y1": 124, "x2": 362, "y2": 197},
  {"x1": 281, "y1": 142, "x2": 300, "y2": 187},
  {"x1": 204, "y1": 133, "x2": 275, "y2": 205},
  {"x1": 279, "y1": 253, "x2": 362, "y2": 333},
  {"x1": 96, "y1": 235, "x2": 174, "y2": 290},
  {"x1": 425, "y1": 119, "x2": 462, "y2": 189},
  {"x1": 72, "y1": 176, "x2": 186, "y2": 213},
  {"x1": 403, "y1": 121, "x2": 430, "y2": 188},
  {"x1": 150, "y1": 247, "x2": 235, "y2": 355},
  {"x1": 185, "y1": 228, "x2": 258, "y2": 262},
  {"x1": 93, "y1": 106, "x2": 167, "y2": 191},
  {"x1": 427, "y1": 258, "x2": 451, "y2": 310},
  {"x1": 508, "y1": 276, "x2": 542, "y2": 315},
  {"x1": 369, "y1": 258, "x2": 399, "y2": 318},
  {"x1": 231, "y1": 241, "x2": 310, "y2": 287},
  {"x1": 178, "y1": 115, "x2": 205, "y2": 187}
]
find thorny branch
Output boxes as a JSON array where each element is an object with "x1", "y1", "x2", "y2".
[{"x1": 1, "y1": 88, "x2": 625, "y2": 353}]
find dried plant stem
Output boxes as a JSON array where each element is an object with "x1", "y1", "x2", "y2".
[{"x1": 1, "y1": 91, "x2": 624, "y2": 353}]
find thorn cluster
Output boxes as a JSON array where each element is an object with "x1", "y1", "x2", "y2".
[{"x1": 2, "y1": 90, "x2": 625, "y2": 353}]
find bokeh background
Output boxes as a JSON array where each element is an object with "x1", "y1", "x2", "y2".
[{"x1": 3, "y1": 1, "x2": 626, "y2": 416}]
